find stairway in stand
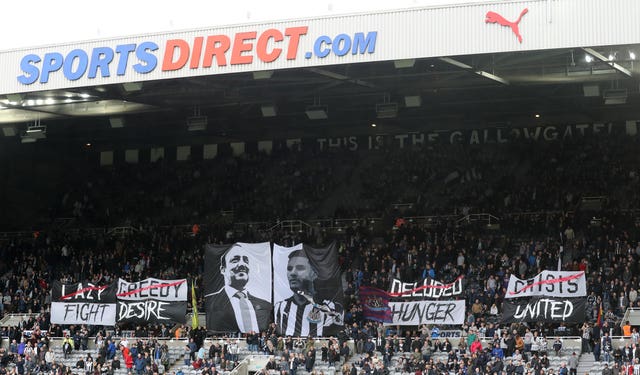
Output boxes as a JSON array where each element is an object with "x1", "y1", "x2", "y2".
[{"x1": 576, "y1": 352, "x2": 598, "y2": 375}]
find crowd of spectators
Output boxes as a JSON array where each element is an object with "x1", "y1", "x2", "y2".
[
  {"x1": 0, "y1": 136, "x2": 640, "y2": 375},
  {"x1": 3, "y1": 134, "x2": 639, "y2": 231}
]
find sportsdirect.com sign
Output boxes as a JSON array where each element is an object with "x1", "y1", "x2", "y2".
[
  {"x1": 2, "y1": 0, "x2": 639, "y2": 95},
  {"x1": 17, "y1": 28, "x2": 377, "y2": 85}
]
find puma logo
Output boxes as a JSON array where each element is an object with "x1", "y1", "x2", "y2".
[{"x1": 485, "y1": 8, "x2": 529, "y2": 43}]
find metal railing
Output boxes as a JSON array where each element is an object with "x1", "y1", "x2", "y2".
[
  {"x1": 2, "y1": 207, "x2": 638, "y2": 240},
  {"x1": 106, "y1": 226, "x2": 139, "y2": 237},
  {"x1": 456, "y1": 213, "x2": 500, "y2": 225},
  {"x1": 268, "y1": 220, "x2": 312, "y2": 234},
  {"x1": 622, "y1": 307, "x2": 640, "y2": 327}
]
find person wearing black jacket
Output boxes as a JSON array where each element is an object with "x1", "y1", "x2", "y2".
[
  {"x1": 373, "y1": 362, "x2": 389, "y2": 375},
  {"x1": 491, "y1": 357, "x2": 504, "y2": 374},
  {"x1": 383, "y1": 344, "x2": 394, "y2": 367},
  {"x1": 364, "y1": 338, "x2": 375, "y2": 356},
  {"x1": 75, "y1": 357, "x2": 85, "y2": 370},
  {"x1": 411, "y1": 338, "x2": 423, "y2": 353},
  {"x1": 505, "y1": 359, "x2": 515, "y2": 375},
  {"x1": 505, "y1": 334, "x2": 516, "y2": 357},
  {"x1": 305, "y1": 350, "x2": 315, "y2": 372},
  {"x1": 442, "y1": 339, "x2": 453, "y2": 353},
  {"x1": 16, "y1": 355, "x2": 25, "y2": 375},
  {"x1": 514, "y1": 361, "x2": 524, "y2": 375},
  {"x1": 340, "y1": 342, "x2": 350, "y2": 362},
  {"x1": 246, "y1": 332, "x2": 260, "y2": 352},
  {"x1": 403, "y1": 335, "x2": 412, "y2": 353},
  {"x1": 265, "y1": 356, "x2": 278, "y2": 371},
  {"x1": 289, "y1": 353, "x2": 300, "y2": 375},
  {"x1": 540, "y1": 354, "x2": 550, "y2": 369}
]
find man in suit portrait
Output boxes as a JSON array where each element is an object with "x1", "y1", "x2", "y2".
[
  {"x1": 206, "y1": 244, "x2": 272, "y2": 333},
  {"x1": 274, "y1": 250, "x2": 343, "y2": 337}
]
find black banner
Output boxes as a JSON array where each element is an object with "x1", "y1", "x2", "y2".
[
  {"x1": 501, "y1": 297, "x2": 586, "y2": 323},
  {"x1": 52, "y1": 281, "x2": 117, "y2": 302},
  {"x1": 117, "y1": 301, "x2": 187, "y2": 324}
]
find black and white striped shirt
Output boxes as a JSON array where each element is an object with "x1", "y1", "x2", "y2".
[{"x1": 274, "y1": 298, "x2": 324, "y2": 337}]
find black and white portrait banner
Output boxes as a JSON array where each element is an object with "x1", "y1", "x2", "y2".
[
  {"x1": 203, "y1": 242, "x2": 272, "y2": 333},
  {"x1": 505, "y1": 270, "x2": 586, "y2": 299},
  {"x1": 502, "y1": 297, "x2": 586, "y2": 323},
  {"x1": 388, "y1": 276, "x2": 463, "y2": 299},
  {"x1": 51, "y1": 281, "x2": 117, "y2": 325},
  {"x1": 385, "y1": 300, "x2": 465, "y2": 326},
  {"x1": 273, "y1": 243, "x2": 345, "y2": 337},
  {"x1": 273, "y1": 243, "x2": 302, "y2": 304}
]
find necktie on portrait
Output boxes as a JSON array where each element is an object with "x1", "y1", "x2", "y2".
[{"x1": 234, "y1": 291, "x2": 256, "y2": 332}]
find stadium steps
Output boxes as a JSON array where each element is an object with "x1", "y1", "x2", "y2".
[
  {"x1": 168, "y1": 348, "x2": 340, "y2": 375},
  {"x1": 576, "y1": 352, "x2": 600, "y2": 375},
  {"x1": 0, "y1": 313, "x2": 39, "y2": 327},
  {"x1": 50, "y1": 348, "x2": 99, "y2": 370},
  {"x1": 50, "y1": 346, "x2": 185, "y2": 374}
]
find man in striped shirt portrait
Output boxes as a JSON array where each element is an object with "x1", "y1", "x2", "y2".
[{"x1": 274, "y1": 250, "x2": 343, "y2": 337}]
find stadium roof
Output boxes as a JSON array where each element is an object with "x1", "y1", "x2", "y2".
[{"x1": 0, "y1": 1, "x2": 638, "y2": 146}]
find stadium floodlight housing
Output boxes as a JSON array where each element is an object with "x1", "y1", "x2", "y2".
[
  {"x1": 376, "y1": 102, "x2": 399, "y2": 118},
  {"x1": 109, "y1": 117, "x2": 125, "y2": 128},
  {"x1": 25, "y1": 125, "x2": 46, "y2": 138},
  {"x1": 603, "y1": 89, "x2": 627, "y2": 105},
  {"x1": 21, "y1": 124, "x2": 46, "y2": 143},
  {"x1": 186, "y1": 116, "x2": 208, "y2": 131},
  {"x1": 394, "y1": 59, "x2": 415, "y2": 69},
  {"x1": 305, "y1": 105, "x2": 328, "y2": 120},
  {"x1": 261, "y1": 104, "x2": 277, "y2": 117},
  {"x1": 6, "y1": 94, "x2": 22, "y2": 104},
  {"x1": 122, "y1": 82, "x2": 143, "y2": 92},
  {"x1": 583, "y1": 84, "x2": 600, "y2": 97},
  {"x1": 253, "y1": 70, "x2": 274, "y2": 80},
  {"x1": 404, "y1": 95, "x2": 422, "y2": 108},
  {"x1": 20, "y1": 137, "x2": 37, "y2": 144},
  {"x1": 1, "y1": 126, "x2": 17, "y2": 137}
]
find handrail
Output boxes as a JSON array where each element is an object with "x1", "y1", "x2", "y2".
[
  {"x1": 456, "y1": 213, "x2": 501, "y2": 224},
  {"x1": 268, "y1": 220, "x2": 312, "y2": 233},
  {"x1": 0, "y1": 208, "x2": 637, "y2": 239}
]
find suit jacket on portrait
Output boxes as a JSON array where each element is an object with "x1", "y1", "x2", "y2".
[{"x1": 206, "y1": 288, "x2": 272, "y2": 333}]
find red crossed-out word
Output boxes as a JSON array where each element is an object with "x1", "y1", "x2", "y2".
[
  {"x1": 60, "y1": 285, "x2": 108, "y2": 300},
  {"x1": 507, "y1": 272, "x2": 584, "y2": 296},
  {"x1": 116, "y1": 280, "x2": 185, "y2": 297},
  {"x1": 60, "y1": 280, "x2": 185, "y2": 300},
  {"x1": 388, "y1": 275, "x2": 464, "y2": 297},
  {"x1": 485, "y1": 8, "x2": 529, "y2": 43}
]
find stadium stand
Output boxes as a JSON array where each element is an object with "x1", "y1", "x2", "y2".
[{"x1": 0, "y1": 135, "x2": 640, "y2": 375}]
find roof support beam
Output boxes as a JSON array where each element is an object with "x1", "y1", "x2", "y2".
[
  {"x1": 439, "y1": 57, "x2": 510, "y2": 85},
  {"x1": 582, "y1": 47, "x2": 632, "y2": 77}
]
